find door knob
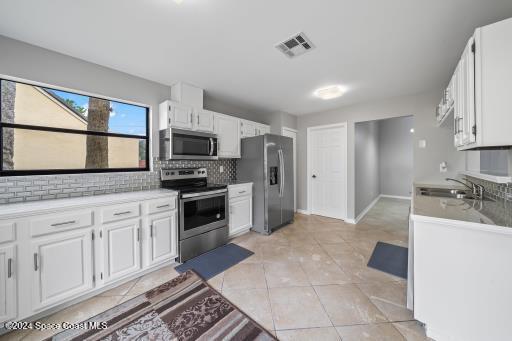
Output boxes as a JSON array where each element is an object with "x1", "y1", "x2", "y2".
[{"x1": 312, "y1": 175, "x2": 317, "y2": 178}]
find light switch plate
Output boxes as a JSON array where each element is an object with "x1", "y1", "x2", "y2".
[
  {"x1": 419, "y1": 140, "x2": 427, "y2": 148},
  {"x1": 219, "y1": 165, "x2": 224, "y2": 173}
]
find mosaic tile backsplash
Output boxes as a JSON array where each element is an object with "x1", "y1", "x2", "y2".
[
  {"x1": 466, "y1": 176, "x2": 512, "y2": 202},
  {"x1": 0, "y1": 158, "x2": 236, "y2": 204}
]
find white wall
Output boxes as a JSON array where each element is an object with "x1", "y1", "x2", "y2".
[
  {"x1": 378, "y1": 116, "x2": 414, "y2": 197},
  {"x1": 297, "y1": 90, "x2": 465, "y2": 220},
  {"x1": 355, "y1": 120, "x2": 380, "y2": 217}
]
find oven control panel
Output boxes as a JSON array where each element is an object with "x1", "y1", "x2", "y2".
[{"x1": 161, "y1": 168, "x2": 207, "y2": 181}]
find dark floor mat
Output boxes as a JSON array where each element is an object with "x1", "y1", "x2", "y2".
[
  {"x1": 175, "y1": 243, "x2": 254, "y2": 280},
  {"x1": 367, "y1": 241, "x2": 408, "y2": 279}
]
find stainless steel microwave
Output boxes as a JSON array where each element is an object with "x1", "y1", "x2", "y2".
[{"x1": 159, "y1": 128, "x2": 218, "y2": 160}]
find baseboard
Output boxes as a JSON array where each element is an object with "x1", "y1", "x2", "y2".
[
  {"x1": 296, "y1": 209, "x2": 310, "y2": 215},
  {"x1": 351, "y1": 195, "x2": 381, "y2": 224},
  {"x1": 380, "y1": 194, "x2": 412, "y2": 200}
]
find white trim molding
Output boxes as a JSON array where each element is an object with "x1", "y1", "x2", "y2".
[
  {"x1": 380, "y1": 194, "x2": 412, "y2": 200},
  {"x1": 346, "y1": 194, "x2": 412, "y2": 225},
  {"x1": 351, "y1": 195, "x2": 381, "y2": 224},
  {"x1": 296, "y1": 209, "x2": 311, "y2": 215}
]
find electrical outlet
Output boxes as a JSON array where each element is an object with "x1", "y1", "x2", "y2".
[
  {"x1": 440, "y1": 161, "x2": 448, "y2": 173},
  {"x1": 219, "y1": 165, "x2": 224, "y2": 173}
]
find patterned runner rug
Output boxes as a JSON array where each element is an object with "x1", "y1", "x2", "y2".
[{"x1": 49, "y1": 270, "x2": 276, "y2": 341}]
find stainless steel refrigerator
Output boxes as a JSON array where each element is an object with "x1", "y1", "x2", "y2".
[{"x1": 237, "y1": 134, "x2": 294, "y2": 234}]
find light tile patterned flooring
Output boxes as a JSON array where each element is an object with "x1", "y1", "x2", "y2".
[{"x1": 4, "y1": 197, "x2": 430, "y2": 340}]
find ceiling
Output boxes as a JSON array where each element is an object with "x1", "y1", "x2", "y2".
[{"x1": 1, "y1": 0, "x2": 511, "y2": 116}]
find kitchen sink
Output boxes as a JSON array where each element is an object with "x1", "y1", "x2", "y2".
[{"x1": 417, "y1": 187, "x2": 482, "y2": 200}]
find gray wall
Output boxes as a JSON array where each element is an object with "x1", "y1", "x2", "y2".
[
  {"x1": 203, "y1": 95, "x2": 270, "y2": 124},
  {"x1": 355, "y1": 120, "x2": 380, "y2": 217},
  {"x1": 480, "y1": 150, "x2": 510, "y2": 176},
  {"x1": 297, "y1": 90, "x2": 465, "y2": 219},
  {"x1": 0, "y1": 35, "x2": 247, "y2": 203},
  {"x1": 0, "y1": 35, "x2": 171, "y2": 154},
  {"x1": 0, "y1": 35, "x2": 275, "y2": 154},
  {"x1": 378, "y1": 116, "x2": 414, "y2": 197},
  {"x1": 267, "y1": 111, "x2": 298, "y2": 135}
]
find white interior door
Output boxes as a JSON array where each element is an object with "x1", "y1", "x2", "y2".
[
  {"x1": 281, "y1": 127, "x2": 297, "y2": 212},
  {"x1": 308, "y1": 124, "x2": 347, "y2": 220}
]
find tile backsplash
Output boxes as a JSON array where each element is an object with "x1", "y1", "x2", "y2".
[
  {"x1": 0, "y1": 158, "x2": 236, "y2": 204},
  {"x1": 466, "y1": 176, "x2": 512, "y2": 202}
]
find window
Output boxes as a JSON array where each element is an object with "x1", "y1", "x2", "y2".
[{"x1": 0, "y1": 79, "x2": 150, "y2": 175}]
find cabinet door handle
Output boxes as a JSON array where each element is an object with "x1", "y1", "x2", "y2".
[
  {"x1": 51, "y1": 220, "x2": 76, "y2": 227},
  {"x1": 7, "y1": 258, "x2": 12, "y2": 278},
  {"x1": 137, "y1": 228, "x2": 141, "y2": 242},
  {"x1": 114, "y1": 211, "x2": 131, "y2": 216},
  {"x1": 150, "y1": 225, "x2": 154, "y2": 238},
  {"x1": 197, "y1": 115, "x2": 200, "y2": 125},
  {"x1": 190, "y1": 113, "x2": 193, "y2": 124},
  {"x1": 156, "y1": 204, "x2": 170, "y2": 209},
  {"x1": 33, "y1": 253, "x2": 38, "y2": 271},
  {"x1": 238, "y1": 190, "x2": 246, "y2": 194}
]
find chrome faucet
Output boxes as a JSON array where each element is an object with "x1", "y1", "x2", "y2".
[{"x1": 445, "y1": 178, "x2": 485, "y2": 199}]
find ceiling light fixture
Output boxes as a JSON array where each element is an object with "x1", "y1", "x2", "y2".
[
  {"x1": 410, "y1": 128, "x2": 415, "y2": 133},
  {"x1": 313, "y1": 85, "x2": 346, "y2": 100},
  {"x1": 173, "y1": 0, "x2": 183, "y2": 4}
]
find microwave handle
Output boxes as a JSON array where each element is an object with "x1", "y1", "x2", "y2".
[{"x1": 209, "y1": 138, "x2": 214, "y2": 156}]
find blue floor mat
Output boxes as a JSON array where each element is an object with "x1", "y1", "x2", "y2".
[
  {"x1": 367, "y1": 241, "x2": 408, "y2": 279},
  {"x1": 175, "y1": 243, "x2": 254, "y2": 280}
]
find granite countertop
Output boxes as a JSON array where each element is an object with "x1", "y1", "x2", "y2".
[
  {"x1": 412, "y1": 183, "x2": 512, "y2": 228},
  {"x1": 217, "y1": 180, "x2": 253, "y2": 186}
]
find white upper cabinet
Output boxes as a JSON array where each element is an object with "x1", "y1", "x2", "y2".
[
  {"x1": 159, "y1": 101, "x2": 194, "y2": 130},
  {"x1": 214, "y1": 113, "x2": 241, "y2": 158},
  {"x1": 240, "y1": 119, "x2": 270, "y2": 138},
  {"x1": 240, "y1": 119, "x2": 257, "y2": 138},
  {"x1": 449, "y1": 18, "x2": 512, "y2": 150},
  {"x1": 193, "y1": 109, "x2": 214, "y2": 132},
  {"x1": 171, "y1": 102, "x2": 194, "y2": 130}
]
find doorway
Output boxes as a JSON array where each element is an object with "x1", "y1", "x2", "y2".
[
  {"x1": 282, "y1": 127, "x2": 297, "y2": 212},
  {"x1": 307, "y1": 123, "x2": 348, "y2": 220}
]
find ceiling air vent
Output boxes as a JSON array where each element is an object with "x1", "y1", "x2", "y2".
[{"x1": 275, "y1": 32, "x2": 315, "y2": 58}]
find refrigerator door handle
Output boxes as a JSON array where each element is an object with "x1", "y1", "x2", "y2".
[{"x1": 278, "y1": 149, "x2": 285, "y2": 197}]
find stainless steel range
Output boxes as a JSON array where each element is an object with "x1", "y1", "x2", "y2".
[{"x1": 161, "y1": 168, "x2": 228, "y2": 262}]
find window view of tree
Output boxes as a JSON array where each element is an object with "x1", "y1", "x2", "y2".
[{"x1": 0, "y1": 79, "x2": 149, "y2": 175}]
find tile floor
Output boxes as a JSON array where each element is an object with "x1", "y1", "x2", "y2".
[{"x1": 3, "y1": 197, "x2": 431, "y2": 340}]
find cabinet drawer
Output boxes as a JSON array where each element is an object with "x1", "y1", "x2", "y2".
[
  {"x1": 101, "y1": 203, "x2": 141, "y2": 224},
  {"x1": 30, "y1": 211, "x2": 93, "y2": 237},
  {"x1": 148, "y1": 197, "x2": 176, "y2": 215},
  {"x1": 0, "y1": 222, "x2": 16, "y2": 244},
  {"x1": 228, "y1": 183, "x2": 252, "y2": 199}
]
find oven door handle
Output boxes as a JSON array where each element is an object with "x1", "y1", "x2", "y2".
[{"x1": 181, "y1": 188, "x2": 227, "y2": 199}]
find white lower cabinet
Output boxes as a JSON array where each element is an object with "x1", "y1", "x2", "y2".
[
  {"x1": 102, "y1": 219, "x2": 141, "y2": 284},
  {"x1": 148, "y1": 212, "x2": 178, "y2": 266},
  {"x1": 31, "y1": 230, "x2": 93, "y2": 311},
  {"x1": 228, "y1": 183, "x2": 253, "y2": 237},
  {"x1": 0, "y1": 245, "x2": 16, "y2": 322},
  {"x1": 229, "y1": 197, "x2": 252, "y2": 236},
  {"x1": 0, "y1": 191, "x2": 178, "y2": 323}
]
